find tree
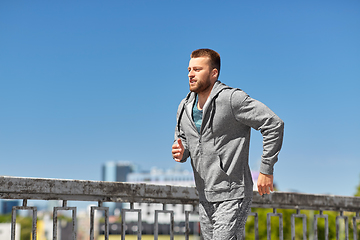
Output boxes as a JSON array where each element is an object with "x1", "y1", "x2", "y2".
[
  {"x1": 0, "y1": 213, "x2": 33, "y2": 240},
  {"x1": 355, "y1": 175, "x2": 360, "y2": 197}
]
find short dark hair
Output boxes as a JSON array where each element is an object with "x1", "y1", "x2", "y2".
[{"x1": 191, "y1": 48, "x2": 221, "y2": 76}]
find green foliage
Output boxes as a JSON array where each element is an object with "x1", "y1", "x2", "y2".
[
  {"x1": 0, "y1": 213, "x2": 12, "y2": 223},
  {"x1": 0, "y1": 214, "x2": 33, "y2": 240},
  {"x1": 17, "y1": 216, "x2": 33, "y2": 240},
  {"x1": 355, "y1": 175, "x2": 360, "y2": 197},
  {"x1": 245, "y1": 208, "x2": 358, "y2": 240}
]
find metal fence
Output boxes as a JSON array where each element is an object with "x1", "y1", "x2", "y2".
[{"x1": 0, "y1": 176, "x2": 360, "y2": 240}]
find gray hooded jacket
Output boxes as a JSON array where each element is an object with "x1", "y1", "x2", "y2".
[{"x1": 175, "y1": 81, "x2": 284, "y2": 202}]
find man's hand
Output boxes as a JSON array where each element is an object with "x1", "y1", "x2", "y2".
[
  {"x1": 172, "y1": 138, "x2": 184, "y2": 162},
  {"x1": 257, "y1": 173, "x2": 274, "y2": 196}
]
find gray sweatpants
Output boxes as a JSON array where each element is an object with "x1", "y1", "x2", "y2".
[{"x1": 199, "y1": 197, "x2": 252, "y2": 240}]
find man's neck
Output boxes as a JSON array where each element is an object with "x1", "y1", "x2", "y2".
[
  {"x1": 197, "y1": 87, "x2": 213, "y2": 110},
  {"x1": 196, "y1": 94, "x2": 206, "y2": 110}
]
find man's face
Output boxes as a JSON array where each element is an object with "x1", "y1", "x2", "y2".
[{"x1": 188, "y1": 57, "x2": 213, "y2": 94}]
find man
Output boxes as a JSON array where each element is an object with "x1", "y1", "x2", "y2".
[{"x1": 172, "y1": 49, "x2": 284, "y2": 239}]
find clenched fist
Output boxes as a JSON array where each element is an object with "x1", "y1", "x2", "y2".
[{"x1": 172, "y1": 138, "x2": 184, "y2": 162}]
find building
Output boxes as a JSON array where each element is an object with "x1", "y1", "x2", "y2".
[
  {"x1": 102, "y1": 161, "x2": 135, "y2": 182},
  {"x1": 126, "y1": 166, "x2": 195, "y2": 187},
  {"x1": 101, "y1": 161, "x2": 136, "y2": 215},
  {"x1": 0, "y1": 199, "x2": 20, "y2": 214},
  {"x1": 0, "y1": 223, "x2": 20, "y2": 240}
]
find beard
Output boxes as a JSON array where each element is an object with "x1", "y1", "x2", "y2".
[{"x1": 189, "y1": 74, "x2": 212, "y2": 94}]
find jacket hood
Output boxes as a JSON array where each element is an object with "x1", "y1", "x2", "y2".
[
  {"x1": 177, "y1": 80, "x2": 232, "y2": 136},
  {"x1": 208, "y1": 80, "x2": 232, "y2": 99},
  {"x1": 186, "y1": 80, "x2": 232, "y2": 115},
  {"x1": 177, "y1": 80, "x2": 233, "y2": 135}
]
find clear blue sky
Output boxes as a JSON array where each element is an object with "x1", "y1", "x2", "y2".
[{"x1": 1, "y1": 1, "x2": 359, "y2": 196}]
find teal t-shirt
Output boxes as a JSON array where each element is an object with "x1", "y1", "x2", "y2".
[{"x1": 192, "y1": 95, "x2": 203, "y2": 133}]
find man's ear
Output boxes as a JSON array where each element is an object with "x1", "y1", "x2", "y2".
[{"x1": 211, "y1": 68, "x2": 219, "y2": 79}]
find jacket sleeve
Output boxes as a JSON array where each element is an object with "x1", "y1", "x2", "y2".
[
  {"x1": 174, "y1": 99, "x2": 190, "y2": 162},
  {"x1": 230, "y1": 90, "x2": 284, "y2": 175}
]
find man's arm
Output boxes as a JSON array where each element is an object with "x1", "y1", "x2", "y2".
[
  {"x1": 173, "y1": 99, "x2": 190, "y2": 162},
  {"x1": 231, "y1": 90, "x2": 284, "y2": 195}
]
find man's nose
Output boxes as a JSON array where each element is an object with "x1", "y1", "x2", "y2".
[{"x1": 188, "y1": 70, "x2": 194, "y2": 77}]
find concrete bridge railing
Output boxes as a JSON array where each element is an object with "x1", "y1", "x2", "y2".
[{"x1": 0, "y1": 176, "x2": 359, "y2": 240}]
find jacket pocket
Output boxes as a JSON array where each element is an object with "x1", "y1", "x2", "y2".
[{"x1": 199, "y1": 154, "x2": 231, "y2": 192}]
